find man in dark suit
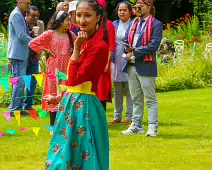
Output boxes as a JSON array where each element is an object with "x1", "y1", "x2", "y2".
[
  {"x1": 122, "y1": 0, "x2": 163, "y2": 136},
  {"x1": 24, "y1": 5, "x2": 44, "y2": 110}
]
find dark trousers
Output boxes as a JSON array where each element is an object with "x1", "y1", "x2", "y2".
[
  {"x1": 23, "y1": 59, "x2": 39, "y2": 110},
  {"x1": 50, "y1": 111, "x2": 57, "y2": 126}
]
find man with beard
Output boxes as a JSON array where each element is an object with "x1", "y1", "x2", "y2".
[
  {"x1": 122, "y1": 0, "x2": 163, "y2": 136},
  {"x1": 23, "y1": 5, "x2": 44, "y2": 110}
]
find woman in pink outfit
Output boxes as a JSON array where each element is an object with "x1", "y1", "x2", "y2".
[{"x1": 29, "y1": 11, "x2": 76, "y2": 127}]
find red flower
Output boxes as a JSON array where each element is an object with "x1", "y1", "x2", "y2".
[
  {"x1": 192, "y1": 36, "x2": 197, "y2": 41},
  {"x1": 185, "y1": 13, "x2": 190, "y2": 18},
  {"x1": 97, "y1": 0, "x2": 107, "y2": 8},
  {"x1": 163, "y1": 24, "x2": 167, "y2": 27},
  {"x1": 171, "y1": 21, "x2": 175, "y2": 24},
  {"x1": 179, "y1": 35, "x2": 185, "y2": 39},
  {"x1": 180, "y1": 23, "x2": 184, "y2": 27},
  {"x1": 4, "y1": 16, "x2": 8, "y2": 20},
  {"x1": 179, "y1": 17, "x2": 184, "y2": 21},
  {"x1": 3, "y1": 22, "x2": 7, "y2": 25}
]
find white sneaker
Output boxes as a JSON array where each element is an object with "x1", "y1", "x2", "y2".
[
  {"x1": 146, "y1": 126, "x2": 158, "y2": 137},
  {"x1": 122, "y1": 126, "x2": 145, "y2": 135}
]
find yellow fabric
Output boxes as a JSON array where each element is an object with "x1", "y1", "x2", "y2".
[
  {"x1": 14, "y1": 111, "x2": 21, "y2": 126},
  {"x1": 32, "y1": 127, "x2": 40, "y2": 137},
  {"x1": 32, "y1": 74, "x2": 44, "y2": 87},
  {"x1": 59, "y1": 81, "x2": 95, "y2": 96}
]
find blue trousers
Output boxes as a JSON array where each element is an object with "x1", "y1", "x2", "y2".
[
  {"x1": 23, "y1": 59, "x2": 39, "y2": 110},
  {"x1": 8, "y1": 59, "x2": 27, "y2": 112}
]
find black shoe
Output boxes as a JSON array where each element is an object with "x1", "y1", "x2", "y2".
[
  {"x1": 20, "y1": 110, "x2": 28, "y2": 117},
  {"x1": 10, "y1": 112, "x2": 15, "y2": 117},
  {"x1": 24, "y1": 107, "x2": 35, "y2": 111}
]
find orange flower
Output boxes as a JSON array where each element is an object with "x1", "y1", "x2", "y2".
[
  {"x1": 180, "y1": 23, "x2": 184, "y2": 27},
  {"x1": 179, "y1": 17, "x2": 184, "y2": 21},
  {"x1": 192, "y1": 36, "x2": 197, "y2": 41},
  {"x1": 184, "y1": 18, "x2": 189, "y2": 23},
  {"x1": 179, "y1": 35, "x2": 185, "y2": 39},
  {"x1": 185, "y1": 13, "x2": 190, "y2": 18}
]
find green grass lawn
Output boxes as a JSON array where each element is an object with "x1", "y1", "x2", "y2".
[{"x1": 0, "y1": 88, "x2": 212, "y2": 170}]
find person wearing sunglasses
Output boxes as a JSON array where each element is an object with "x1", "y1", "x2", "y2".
[
  {"x1": 26, "y1": 6, "x2": 44, "y2": 34},
  {"x1": 23, "y1": 6, "x2": 45, "y2": 111},
  {"x1": 7, "y1": 0, "x2": 33, "y2": 116},
  {"x1": 122, "y1": 0, "x2": 163, "y2": 137}
]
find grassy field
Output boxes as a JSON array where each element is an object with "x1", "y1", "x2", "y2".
[{"x1": 0, "y1": 88, "x2": 212, "y2": 170}]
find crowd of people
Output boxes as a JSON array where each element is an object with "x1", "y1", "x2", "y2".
[{"x1": 7, "y1": 0, "x2": 163, "y2": 169}]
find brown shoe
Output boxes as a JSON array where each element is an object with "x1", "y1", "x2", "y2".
[
  {"x1": 109, "y1": 120, "x2": 121, "y2": 124},
  {"x1": 124, "y1": 120, "x2": 132, "y2": 125}
]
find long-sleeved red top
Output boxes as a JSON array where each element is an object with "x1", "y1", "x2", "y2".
[
  {"x1": 66, "y1": 26, "x2": 109, "y2": 93},
  {"x1": 106, "y1": 20, "x2": 116, "y2": 51}
]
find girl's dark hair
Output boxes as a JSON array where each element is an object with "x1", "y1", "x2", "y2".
[
  {"x1": 112, "y1": 1, "x2": 132, "y2": 20},
  {"x1": 47, "y1": 11, "x2": 74, "y2": 52},
  {"x1": 76, "y1": 0, "x2": 108, "y2": 43}
]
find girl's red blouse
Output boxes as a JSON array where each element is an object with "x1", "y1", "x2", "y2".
[{"x1": 66, "y1": 26, "x2": 109, "y2": 93}]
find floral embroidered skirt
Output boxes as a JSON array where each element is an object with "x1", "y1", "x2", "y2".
[{"x1": 45, "y1": 91, "x2": 110, "y2": 170}]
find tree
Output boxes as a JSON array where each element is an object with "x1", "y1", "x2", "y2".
[{"x1": 0, "y1": 0, "x2": 55, "y2": 21}]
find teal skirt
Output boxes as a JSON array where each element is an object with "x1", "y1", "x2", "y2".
[{"x1": 45, "y1": 91, "x2": 110, "y2": 170}]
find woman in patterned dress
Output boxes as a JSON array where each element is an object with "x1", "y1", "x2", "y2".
[
  {"x1": 42, "y1": 0, "x2": 110, "y2": 169},
  {"x1": 29, "y1": 11, "x2": 76, "y2": 127}
]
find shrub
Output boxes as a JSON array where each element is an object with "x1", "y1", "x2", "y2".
[
  {"x1": 163, "y1": 14, "x2": 200, "y2": 46},
  {"x1": 156, "y1": 34, "x2": 212, "y2": 92}
]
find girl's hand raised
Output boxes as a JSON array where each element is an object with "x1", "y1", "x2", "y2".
[{"x1": 74, "y1": 31, "x2": 88, "y2": 49}]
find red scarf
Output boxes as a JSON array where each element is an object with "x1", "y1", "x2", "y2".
[{"x1": 128, "y1": 15, "x2": 155, "y2": 62}]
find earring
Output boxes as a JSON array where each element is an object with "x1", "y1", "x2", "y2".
[{"x1": 96, "y1": 23, "x2": 99, "y2": 30}]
